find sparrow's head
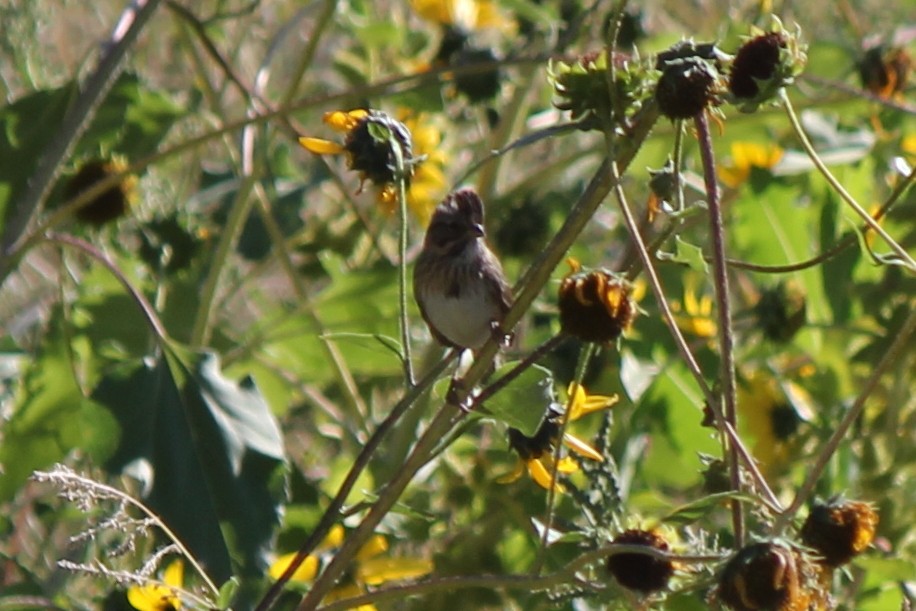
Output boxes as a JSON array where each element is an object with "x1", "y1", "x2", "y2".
[{"x1": 423, "y1": 188, "x2": 486, "y2": 255}]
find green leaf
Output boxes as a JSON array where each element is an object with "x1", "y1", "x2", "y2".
[
  {"x1": 0, "y1": 83, "x2": 75, "y2": 232},
  {"x1": 661, "y1": 491, "x2": 759, "y2": 526},
  {"x1": 484, "y1": 363, "x2": 555, "y2": 436},
  {"x1": 98, "y1": 348, "x2": 288, "y2": 586},
  {"x1": 217, "y1": 577, "x2": 241, "y2": 610},
  {"x1": 672, "y1": 236, "x2": 709, "y2": 273},
  {"x1": 0, "y1": 306, "x2": 119, "y2": 501}
]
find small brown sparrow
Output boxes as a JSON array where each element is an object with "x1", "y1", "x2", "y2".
[{"x1": 414, "y1": 188, "x2": 513, "y2": 352}]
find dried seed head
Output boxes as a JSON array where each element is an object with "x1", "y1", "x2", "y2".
[
  {"x1": 64, "y1": 158, "x2": 135, "y2": 226},
  {"x1": 800, "y1": 498, "x2": 878, "y2": 567},
  {"x1": 858, "y1": 44, "x2": 912, "y2": 99},
  {"x1": 754, "y1": 281, "x2": 807, "y2": 343},
  {"x1": 654, "y1": 42, "x2": 723, "y2": 119},
  {"x1": 727, "y1": 19, "x2": 807, "y2": 112},
  {"x1": 558, "y1": 263, "x2": 637, "y2": 344},
  {"x1": 606, "y1": 529, "x2": 675, "y2": 593},
  {"x1": 718, "y1": 542, "x2": 807, "y2": 611}
]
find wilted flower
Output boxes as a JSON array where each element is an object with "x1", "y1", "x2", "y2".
[
  {"x1": 499, "y1": 383, "x2": 617, "y2": 490},
  {"x1": 606, "y1": 529, "x2": 675, "y2": 594},
  {"x1": 64, "y1": 157, "x2": 136, "y2": 226},
  {"x1": 728, "y1": 19, "x2": 807, "y2": 112},
  {"x1": 127, "y1": 559, "x2": 183, "y2": 611},
  {"x1": 754, "y1": 281, "x2": 806, "y2": 343},
  {"x1": 800, "y1": 498, "x2": 878, "y2": 567},
  {"x1": 558, "y1": 259, "x2": 638, "y2": 344},
  {"x1": 718, "y1": 141, "x2": 784, "y2": 189},
  {"x1": 717, "y1": 541, "x2": 821, "y2": 611},
  {"x1": 654, "y1": 40, "x2": 726, "y2": 120},
  {"x1": 858, "y1": 44, "x2": 912, "y2": 99}
]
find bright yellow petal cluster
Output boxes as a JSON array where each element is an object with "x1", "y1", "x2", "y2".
[
  {"x1": 127, "y1": 560, "x2": 183, "y2": 611},
  {"x1": 718, "y1": 141, "x2": 784, "y2": 188},
  {"x1": 671, "y1": 277, "x2": 717, "y2": 338},
  {"x1": 410, "y1": 0, "x2": 511, "y2": 31}
]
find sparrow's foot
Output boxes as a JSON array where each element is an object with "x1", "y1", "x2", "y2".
[
  {"x1": 446, "y1": 378, "x2": 474, "y2": 412},
  {"x1": 490, "y1": 321, "x2": 514, "y2": 348}
]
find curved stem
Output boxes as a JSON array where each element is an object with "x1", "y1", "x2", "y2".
[
  {"x1": 781, "y1": 90, "x2": 916, "y2": 272},
  {"x1": 45, "y1": 233, "x2": 167, "y2": 342},
  {"x1": 392, "y1": 137, "x2": 415, "y2": 386},
  {"x1": 694, "y1": 111, "x2": 743, "y2": 547}
]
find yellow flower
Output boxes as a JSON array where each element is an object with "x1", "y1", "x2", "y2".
[
  {"x1": 902, "y1": 133, "x2": 916, "y2": 158},
  {"x1": 127, "y1": 559, "x2": 183, "y2": 611},
  {"x1": 499, "y1": 384, "x2": 617, "y2": 490},
  {"x1": 670, "y1": 276, "x2": 716, "y2": 338},
  {"x1": 378, "y1": 112, "x2": 449, "y2": 226},
  {"x1": 300, "y1": 108, "x2": 413, "y2": 192},
  {"x1": 269, "y1": 525, "x2": 432, "y2": 610},
  {"x1": 410, "y1": 0, "x2": 511, "y2": 31},
  {"x1": 718, "y1": 141, "x2": 783, "y2": 188},
  {"x1": 301, "y1": 109, "x2": 447, "y2": 225}
]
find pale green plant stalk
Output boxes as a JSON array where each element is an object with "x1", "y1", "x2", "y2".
[
  {"x1": 536, "y1": 342, "x2": 596, "y2": 572},
  {"x1": 392, "y1": 133, "x2": 415, "y2": 386}
]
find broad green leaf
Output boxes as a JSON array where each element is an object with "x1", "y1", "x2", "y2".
[
  {"x1": 672, "y1": 236, "x2": 709, "y2": 273},
  {"x1": 0, "y1": 83, "x2": 74, "y2": 233},
  {"x1": 98, "y1": 348, "x2": 287, "y2": 587},
  {"x1": 0, "y1": 307, "x2": 119, "y2": 501},
  {"x1": 484, "y1": 363, "x2": 554, "y2": 436}
]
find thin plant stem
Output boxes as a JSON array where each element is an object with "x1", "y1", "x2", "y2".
[
  {"x1": 781, "y1": 90, "x2": 916, "y2": 271},
  {"x1": 694, "y1": 111, "x2": 743, "y2": 547},
  {"x1": 392, "y1": 135, "x2": 415, "y2": 386},
  {"x1": 775, "y1": 304, "x2": 916, "y2": 532},
  {"x1": 190, "y1": 174, "x2": 258, "y2": 347},
  {"x1": 250, "y1": 183, "x2": 370, "y2": 427},
  {"x1": 536, "y1": 342, "x2": 595, "y2": 573},
  {"x1": 280, "y1": 0, "x2": 338, "y2": 108},
  {"x1": 45, "y1": 233, "x2": 167, "y2": 342},
  {"x1": 255, "y1": 351, "x2": 456, "y2": 611},
  {"x1": 474, "y1": 334, "x2": 566, "y2": 405}
]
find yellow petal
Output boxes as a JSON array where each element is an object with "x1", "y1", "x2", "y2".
[
  {"x1": 563, "y1": 433, "x2": 603, "y2": 462},
  {"x1": 324, "y1": 524, "x2": 346, "y2": 549},
  {"x1": 162, "y1": 560, "x2": 183, "y2": 588},
  {"x1": 496, "y1": 460, "x2": 526, "y2": 484},
  {"x1": 325, "y1": 583, "x2": 375, "y2": 611},
  {"x1": 555, "y1": 455, "x2": 579, "y2": 473},
  {"x1": 268, "y1": 552, "x2": 319, "y2": 582},
  {"x1": 357, "y1": 557, "x2": 434, "y2": 585},
  {"x1": 567, "y1": 382, "x2": 618, "y2": 420},
  {"x1": 356, "y1": 534, "x2": 389, "y2": 562},
  {"x1": 528, "y1": 458, "x2": 567, "y2": 491},
  {"x1": 299, "y1": 137, "x2": 345, "y2": 155},
  {"x1": 323, "y1": 109, "x2": 368, "y2": 132}
]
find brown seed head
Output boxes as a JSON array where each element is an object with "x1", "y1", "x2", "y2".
[
  {"x1": 558, "y1": 265, "x2": 637, "y2": 344},
  {"x1": 800, "y1": 499, "x2": 878, "y2": 567},
  {"x1": 729, "y1": 32, "x2": 787, "y2": 99},
  {"x1": 606, "y1": 529, "x2": 675, "y2": 593},
  {"x1": 718, "y1": 542, "x2": 803, "y2": 611},
  {"x1": 343, "y1": 111, "x2": 413, "y2": 187},
  {"x1": 64, "y1": 158, "x2": 135, "y2": 226}
]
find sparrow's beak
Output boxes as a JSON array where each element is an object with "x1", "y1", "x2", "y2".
[{"x1": 470, "y1": 223, "x2": 485, "y2": 237}]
